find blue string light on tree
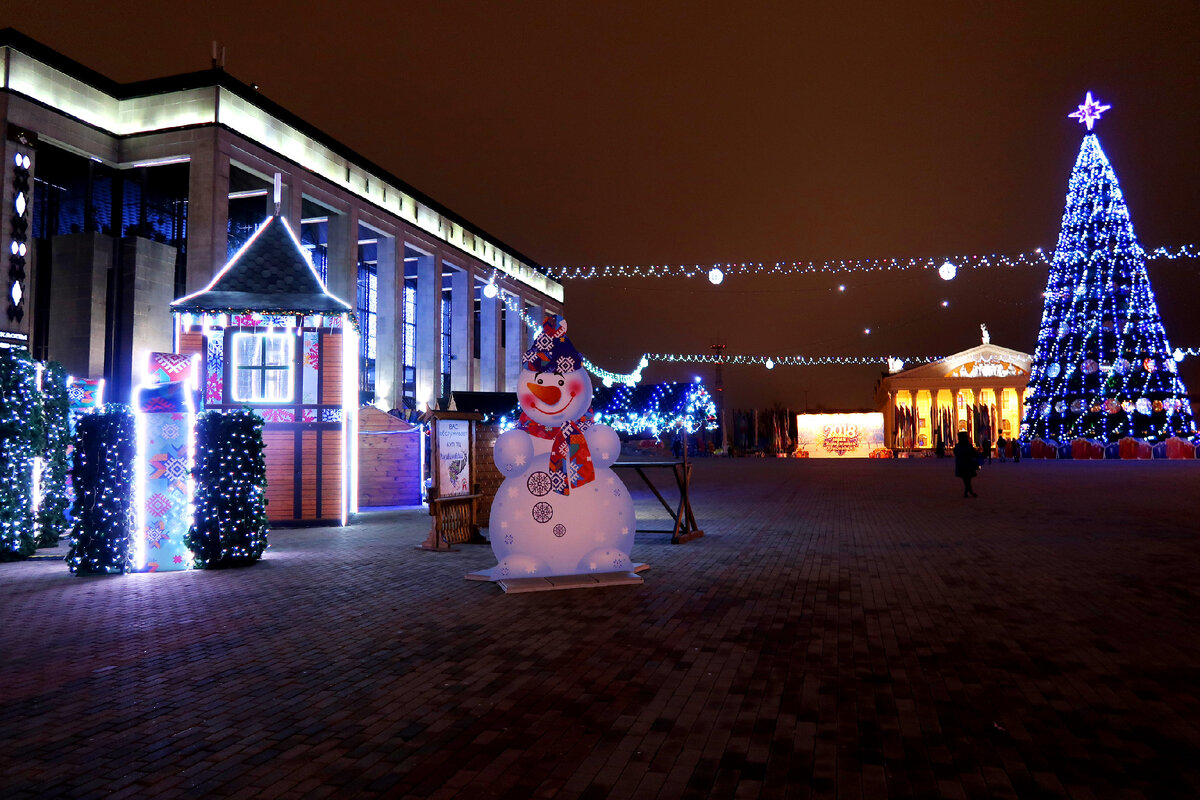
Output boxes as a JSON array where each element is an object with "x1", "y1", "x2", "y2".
[
  {"x1": 592, "y1": 381, "x2": 719, "y2": 437},
  {"x1": 1021, "y1": 93, "x2": 1197, "y2": 445}
]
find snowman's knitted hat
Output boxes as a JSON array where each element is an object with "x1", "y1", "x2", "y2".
[{"x1": 523, "y1": 314, "x2": 583, "y2": 375}]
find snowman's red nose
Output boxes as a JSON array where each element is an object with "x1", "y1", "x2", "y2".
[{"x1": 527, "y1": 382, "x2": 562, "y2": 405}]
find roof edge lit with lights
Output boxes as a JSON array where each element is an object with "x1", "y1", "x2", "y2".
[{"x1": 0, "y1": 27, "x2": 562, "y2": 303}]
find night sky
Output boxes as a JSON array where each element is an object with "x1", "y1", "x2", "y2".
[{"x1": 5, "y1": 2, "x2": 1200, "y2": 410}]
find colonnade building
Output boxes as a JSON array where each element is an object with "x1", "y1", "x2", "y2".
[
  {"x1": 0, "y1": 29, "x2": 562, "y2": 408},
  {"x1": 874, "y1": 339, "x2": 1032, "y2": 450}
]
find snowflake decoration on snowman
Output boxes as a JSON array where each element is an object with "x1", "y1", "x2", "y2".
[{"x1": 471, "y1": 314, "x2": 644, "y2": 583}]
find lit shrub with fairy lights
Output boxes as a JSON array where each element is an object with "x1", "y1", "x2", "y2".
[
  {"x1": 67, "y1": 405, "x2": 136, "y2": 575},
  {"x1": 0, "y1": 347, "x2": 42, "y2": 562},
  {"x1": 38, "y1": 361, "x2": 71, "y2": 548},
  {"x1": 186, "y1": 409, "x2": 268, "y2": 568}
]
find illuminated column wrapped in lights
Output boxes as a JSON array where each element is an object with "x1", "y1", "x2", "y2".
[
  {"x1": 186, "y1": 409, "x2": 268, "y2": 568},
  {"x1": 67, "y1": 405, "x2": 136, "y2": 575},
  {"x1": 1022, "y1": 94, "x2": 1197, "y2": 445},
  {"x1": 0, "y1": 347, "x2": 40, "y2": 561},
  {"x1": 37, "y1": 361, "x2": 72, "y2": 549}
]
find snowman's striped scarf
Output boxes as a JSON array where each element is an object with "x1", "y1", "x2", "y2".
[{"x1": 518, "y1": 410, "x2": 596, "y2": 495}]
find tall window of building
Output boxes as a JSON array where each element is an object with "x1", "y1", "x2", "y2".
[
  {"x1": 227, "y1": 163, "x2": 270, "y2": 259},
  {"x1": 402, "y1": 250, "x2": 418, "y2": 409},
  {"x1": 357, "y1": 227, "x2": 378, "y2": 404},
  {"x1": 473, "y1": 289, "x2": 482, "y2": 362},
  {"x1": 30, "y1": 143, "x2": 188, "y2": 361},
  {"x1": 299, "y1": 199, "x2": 331, "y2": 283},
  {"x1": 440, "y1": 294, "x2": 452, "y2": 402}
]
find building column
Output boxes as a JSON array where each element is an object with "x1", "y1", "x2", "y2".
[
  {"x1": 888, "y1": 391, "x2": 897, "y2": 448},
  {"x1": 325, "y1": 207, "x2": 357, "y2": 308},
  {"x1": 1016, "y1": 386, "x2": 1026, "y2": 439},
  {"x1": 450, "y1": 266, "x2": 471, "y2": 392},
  {"x1": 47, "y1": 233, "x2": 112, "y2": 379},
  {"x1": 185, "y1": 132, "x2": 230, "y2": 293},
  {"x1": 480, "y1": 281, "x2": 501, "y2": 392},
  {"x1": 279, "y1": 170, "x2": 304, "y2": 230},
  {"x1": 374, "y1": 236, "x2": 398, "y2": 410},
  {"x1": 504, "y1": 290, "x2": 525, "y2": 392},
  {"x1": 120, "y1": 236, "x2": 178, "y2": 394},
  {"x1": 525, "y1": 299, "x2": 545, "y2": 352},
  {"x1": 414, "y1": 249, "x2": 439, "y2": 408}
]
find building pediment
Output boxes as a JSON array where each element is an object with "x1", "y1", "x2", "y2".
[{"x1": 892, "y1": 343, "x2": 1032, "y2": 382}]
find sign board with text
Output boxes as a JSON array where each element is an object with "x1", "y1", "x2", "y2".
[{"x1": 795, "y1": 413, "x2": 885, "y2": 458}]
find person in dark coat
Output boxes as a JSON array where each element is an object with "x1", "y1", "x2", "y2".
[
  {"x1": 996, "y1": 433, "x2": 1007, "y2": 463},
  {"x1": 953, "y1": 431, "x2": 979, "y2": 497},
  {"x1": 935, "y1": 435, "x2": 945, "y2": 459}
]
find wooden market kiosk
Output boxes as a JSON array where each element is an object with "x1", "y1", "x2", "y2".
[
  {"x1": 170, "y1": 215, "x2": 359, "y2": 525},
  {"x1": 875, "y1": 336, "x2": 1032, "y2": 452}
]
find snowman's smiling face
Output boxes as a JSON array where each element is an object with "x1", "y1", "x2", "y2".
[{"x1": 520, "y1": 368, "x2": 592, "y2": 426}]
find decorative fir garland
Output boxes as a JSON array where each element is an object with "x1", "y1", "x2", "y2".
[
  {"x1": 186, "y1": 409, "x2": 269, "y2": 568},
  {"x1": 38, "y1": 361, "x2": 71, "y2": 548},
  {"x1": 0, "y1": 347, "x2": 43, "y2": 562},
  {"x1": 67, "y1": 405, "x2": 136, "y2": 575}
]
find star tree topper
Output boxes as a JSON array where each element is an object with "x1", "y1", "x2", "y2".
[{"x1": 1069, "y1": 91, "x2": 1111, "y2": 130}]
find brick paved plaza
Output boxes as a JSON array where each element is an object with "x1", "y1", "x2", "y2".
[{"x1": 2, "y1": 458, "x2": 1199, "y2": 799}]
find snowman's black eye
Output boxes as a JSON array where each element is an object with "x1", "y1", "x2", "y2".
[
  {"x1": 556, "y1": 378, "x2": 564, "y2": 386},
  {"x1": 536, "y1": 376, "x2": 544, "y2": 384}
]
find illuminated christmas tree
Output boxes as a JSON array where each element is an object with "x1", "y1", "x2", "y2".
[{"x1": 1022, "y1": 93, "x2": 1197, "y2": 444}]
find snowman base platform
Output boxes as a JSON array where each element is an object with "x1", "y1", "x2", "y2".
[{"x1": 465, "y1": 563, "x2": 650, "y2": 594}]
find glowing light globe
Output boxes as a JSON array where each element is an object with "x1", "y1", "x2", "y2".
[
  {"x1": 938, "y1": 261, "x2": 957, "y2": 281},
  {"x1": 765, "y1": 359, "x2": 775, "y2": 370},
  {"x1": 482, "y1": 281, "x2": 498, "y2": 299},
  {"x1": 708, "y1": 267, "x2": 724, "y2": 285}
]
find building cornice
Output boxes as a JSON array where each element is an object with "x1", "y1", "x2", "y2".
[{"x1": 0, "y1": 28, "x2": 562, "y2": 302}]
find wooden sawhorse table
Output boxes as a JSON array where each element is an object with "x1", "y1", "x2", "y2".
[{"x1": 613, "y1": 460, "x2": 704, "y2": 543}]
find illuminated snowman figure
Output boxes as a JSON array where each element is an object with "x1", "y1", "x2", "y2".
[{"x1": 482, "y1": 314, "x2": 638, "y2": 580}]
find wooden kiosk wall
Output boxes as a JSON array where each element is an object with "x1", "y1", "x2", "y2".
[
  {"x1": 357, "y1": 407, "x2": 421, "y2": 507},
  {"x1": 179, "y1": 325, "x2": 348, "y2": 525}
]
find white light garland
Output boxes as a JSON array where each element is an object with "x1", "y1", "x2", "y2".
[
  {"x1": 544, "y1": 244, "x2": 1200, "y2": 281},
  {"x1": 645, "y1": 353, "x2": 942, "y2": 367},
  {"x1": 499, "y1": 246, "x2": 1200, "y2": 386},
  {"x1": 586, "y1": 346, "x2": 1200, "y2": 385}
]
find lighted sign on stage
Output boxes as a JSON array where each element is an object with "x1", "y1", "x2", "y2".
[{"x1": 795, "y1": 413, "x2": 885, "y2": 458}]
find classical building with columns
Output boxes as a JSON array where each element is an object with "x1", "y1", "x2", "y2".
[
  {"x1": 874, "y1": 337, "x2": 1032, "y2": 451},
  {"x1": 0, "y1": 29, "x2": 562, "y2": 410}
]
